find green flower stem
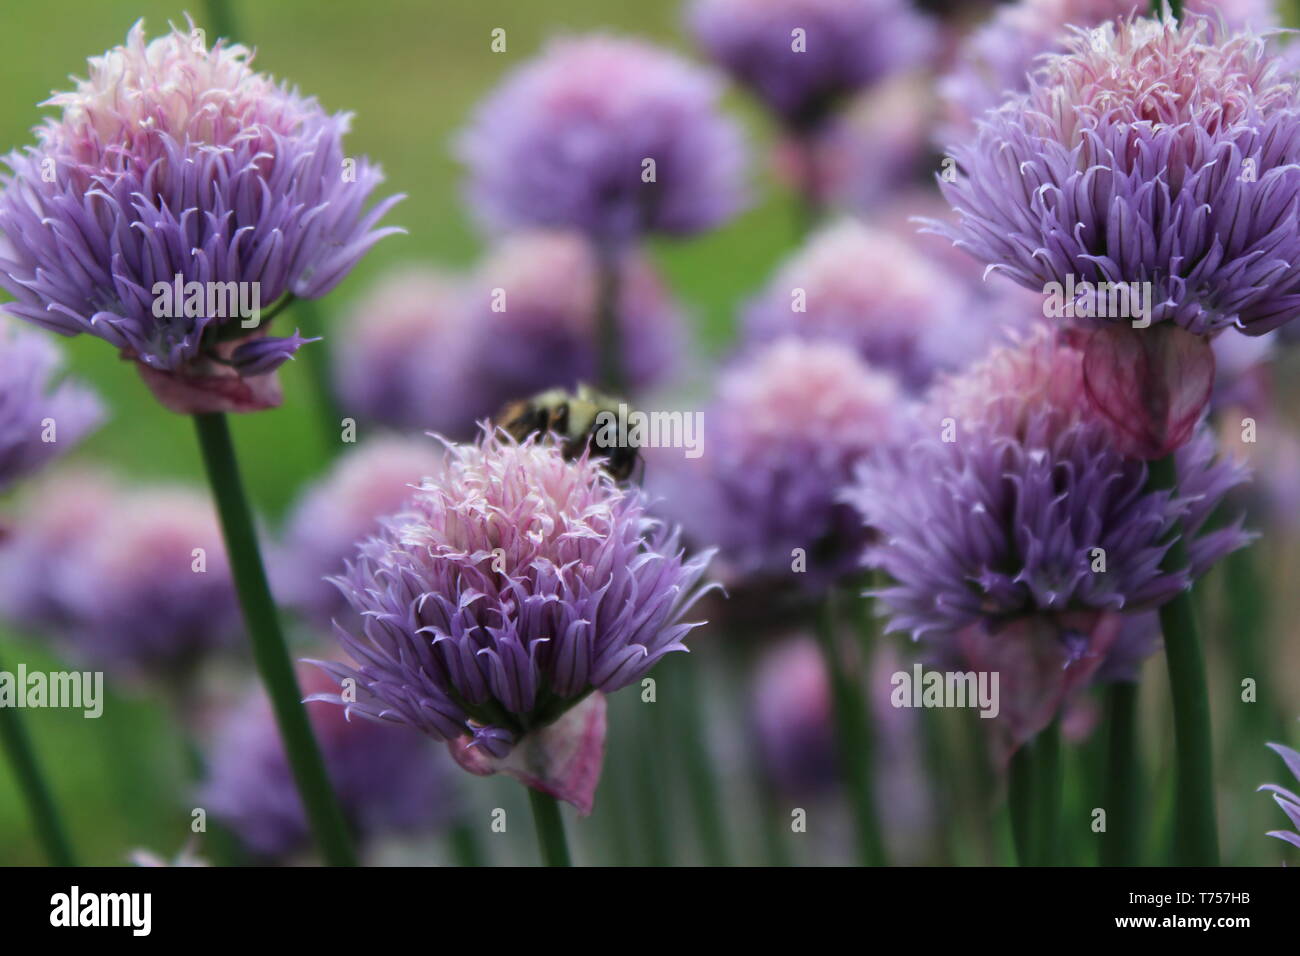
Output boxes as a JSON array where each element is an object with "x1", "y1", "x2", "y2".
[
  {"x1": 448, "y1": 820, "x2": 485, "y2": 867},
  {"x1": 1147, "y1": 453, "x2": 1219, "y2": 866},
  {"x1": 814, "y1": 588, "x2": 886, "y2": 866},
  {"x1": 192, "y1": 412, "x2": 357, "y2": 867},
  {"x1": 593, "y1": 241, "x2": 626, "y2": 396},
  {"x1": 1101, "y1": 681, "x2": 1142, "y2": 866},
  {"x1": 527, "y1": 788, "x2": 572, "y2": 866},
  {"x1": 0, "y1": 671, "x2": 76, "y2": 866},
  {"x1": 203, "y1": 0, "x2": 237, "y2": 42},
  {"x1": 637, "y1": 702, "x2": 675, "y2": 866},
  {"x1": 662, "y1": 653, "x2": 731, "y2": 865},
  {"x1": 1009, "y1": 721, "x2": 1062, "y2": 866}
]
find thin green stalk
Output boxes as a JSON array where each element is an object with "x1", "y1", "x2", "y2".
[
  {"x1": 593, "y1": 242, "x2": 626, "y2": 396},
  {"x1": 527, "y1": 789, "x2": 572, "y2": 866},
  {"x1": 192, "y1": 412, "x2": 356, "y2": 866},
  {"x1": 664, "y1": 655, "x2": 731, "y2": 865},
  {"x1": 1102, "y1": 682, "x2": 1141, "y2": 866},
  {"x1": 1008, "y1": 721, "x2": 1062, "y2": 866},
  {"x1": 448, "y1": 820, "x2": 485, "y2": 867},
  {"x1": 814, "y1": 589, "x2": 885, "y2": 866},
  {"x1": 635, "y1": 702, "x2": 674, "y2": 866},
  {"x1": 792, "y1": 130, "x2": 824, "y2": 239},
  {"x1": 1148, "y1": 454, "x2": 1219, "y2": 866},
  {"x1": 203, "y1": 0, "x2": 237, "y2": 42},
  {"x1": 1009, "y1": 744, "x2": 1033, "y2": 866},
  {"x1": 1034, "y1": 720, "x2": 1062, "y2": 866},
  {"x1": 1221, "y1": 546, "x2": 1277, "y2": 737},
  {"x1": 0, "y1": 677, "x2": 76, "y2": 866}
]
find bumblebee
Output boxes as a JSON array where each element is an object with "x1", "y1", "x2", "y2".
[{"x1": 495, "y1": 384, "x2": 640, "y2": 481}]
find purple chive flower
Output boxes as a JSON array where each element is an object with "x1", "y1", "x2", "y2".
[
  {"x1": 846, "y1": 327, "x2": 1251, "y2": 645},
  {"x1": 0, "y1": 320, "x2": 102, "y2": 493},
  {"x1": 332, "y1": 267, "x2": 475, "y2": 437},
  {"x1": 307, "y1": 428, "x2": 715, "y2": 813},
  {"x1": 0, "y1": 470, "x2": 115, "y2": 633},
  {"x1": 936, "y1": 14, "x2": 1300, "y2": 340},
  {"x1": 4, "y1": 480, "x2": 242, "y2": 682},
  {"x1": 457, "y1": 34, "x2": 748, "y2": 244},
  {"x1": 275, "y1": 436, "x2": 443, "y2": 629},
  {"x1": 0, "y1": 20, "x2": 401, "y2": 414},
  {"x1": 751, "y1": 636, "x2": 839, "y2": 798},
  {"x1": 940, "y1": 0, "x2": 1278, "y2": 137},
  {"x1": 742, "y1": 219, "x2": 980, "y2": 392},
  {"x1": 652, "y1": 337, "x2": 901, "y2": 594},
  {"x1": 1259, "y1": 738, "x2": 1300, "y2": 850},
  {"x1": 200, "y1": 668, "x2": 455, "y2": 861},
  {"x1": 460, "y1": 232, "x2": 685, "y2": 419},
  {"x1": 686, "y1": 0, "x2": 936, "y2": 131}
]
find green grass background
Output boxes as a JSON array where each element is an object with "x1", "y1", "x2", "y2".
[{"x1": 0, "y1": 0, "x2": 792, "y2": 865}]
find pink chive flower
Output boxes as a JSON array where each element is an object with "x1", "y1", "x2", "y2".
[
  {"x1": 0, "y1": 19, "x2": 401, "y2": 413},
  {"x1": 308, "y1": 429, "x2": 715, "y2": 813},
  {"x1": 941, "y1": 0, "x2": 1278, "y2": 137},
  {"x1": 847, "y1": 327, "x2": 1249, "y2": 648},
  {"x1": 652, "y1": 337, "x2": 901, "y2": 594},
  {"x1": 742, "y1": 219, "x2": 975, "y2": 392}
]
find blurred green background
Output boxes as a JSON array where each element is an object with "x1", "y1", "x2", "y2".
[
  {"x1": 0, "y1": 0, "x2": 793, "y2": 865},
  {"x1": 0, "y1": 0, "x2": 1297, "y2": 866}
]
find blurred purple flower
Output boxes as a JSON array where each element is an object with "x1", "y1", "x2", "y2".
[
  {"x1": 935, "y1": 14, "x2": 1300, "y2": 339},
  {"x1": 332, "y1": 267, "x2": 473, "y2": 436},
  {"x1": 925, "y1": 611, "x2": 1159, "y2": 752},
  {"x1": 457, "y1": 34, "x2": 747, "y2": 244},
  {"x1": 307, "y1": 429, "x2": 715, "y2": 812},
  {"x1": 1259, "y1": 739, "x2": 1300, "y2": 850},
  {"x1": 275, "y1": 436, "x2": 443, "y2": 629},
  {"x1": 0, "y1": 320, "x2": 102, "y2": 493},
  {"x1": 0, "y1": 20, "x2": 401, "y2": 414},
  {"x1": 686, "y1": 0, "x2": 936, "y2": 130},
  {"x1": 940, "y1": 0, "x2": 1278, "y2": 137},
  {"x1": 846, "y1": 327, "x2": 1251, "y2": 642},
  {"x1": 742, "y1": 219, "x2": 976, "y2": 391},
  {"x1": 784, "y1": 73, "x2": 937, "y2": 214},
  {"x1": 3, "y1": 479, "x2": 242, "y2": 682},
  {"x1": 200, "y1": 668, "x2": 455, "y2": 860},
  {"x1": 751, "y1": 636, "x2": 838, "y2": 798},
  {"x1": 652, "y1": 337, "x2": 901, "y2": 593},
  {"x1": 461, "y1": 232, "x2": 685, "y2": 418},
  {"x1": 0, "y1": 470, "x2": 114, "y2": 633}
]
